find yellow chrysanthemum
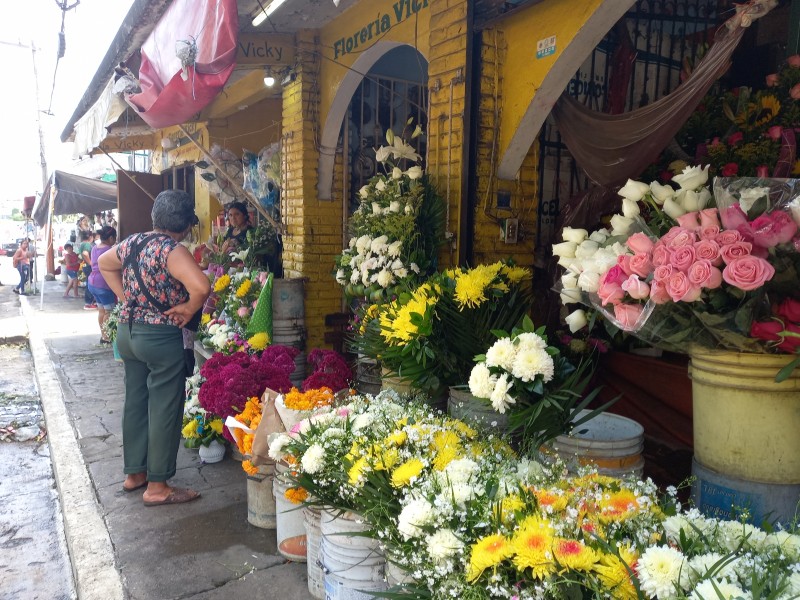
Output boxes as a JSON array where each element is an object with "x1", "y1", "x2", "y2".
[
  {"x1": 594, "y1": 547, "x2": 639, "y2": 600},
  {"x1": 209, "y1": 419, "x2": 224, "y2": 435},
  {"x1": 432, "y1": 429, "x2": 461, "y2": 452},
  {"x1": 201, "y1": 313, "x2": 211, "y2": 325},
  {"x1": 501, "y1": 265, "x2": 530, "y2": 284},
  {"x1": 449, "y1": 419, "x2": 477, "y2": 439},
  {"x1": 390, "y1": 458, "x2": 425, "y2": 488},
  {"x1": 432, "y1": 444, "x2": 460, "y2": 471},
  {"x1": 532, "y1": 488, "x2": 569, "y2": 513},
  {"x1": 552, "y1": 538, "x2": 598, "y2": 573},
  {"x1": 348, "y1": 456, "x2": 368, "y2": 486},
  {"x1": 236, "y1": 279, "x2": 252, "y2": 298},
  {"x1": 247, "y1": 332, "x2": 270, "y2": 350},
  {"x1": 387, "y1": 430, "x2": 407, "y2": 447},
  {"x1": 182, "y1": 420, "x2": 199, "y2": 438},
  {"x1": 512, "y1": 517, "x2": 556, "y2": 578},
  {"x1": 454, "y1": 264, "x2": 499, "y2": 309},
  {"x1": 373, "y1": 448, "x2": 399, "y2": 471},
  {"x1": 285, "y1": 487, "x2": 309, "y2": 504},
  {"x1": 467, "y1": 534, "x2": 514, "y2": 582},
  {"x1": 241, "y1": 460, "x2": 259, "y2": 476},
  {"x1": 213, "y1": 274, "x2": 231, "y2": 292},
  {"x1": 379, "y1": 294, "x2": 431, "y2": 345},
  {"x1": 500, "y1": 494, "x2": 526, "y2": 521}
]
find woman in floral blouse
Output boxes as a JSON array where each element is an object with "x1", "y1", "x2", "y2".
[{"x1": 99, "y1": 190, "x2": 210, "y2": 507}]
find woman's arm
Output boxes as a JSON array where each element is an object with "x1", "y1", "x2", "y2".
[
  {"x1": 164, "y1": 246, "x2": 211, "y2": 328},
  {"x1": 98, "y1": 245, "x2": 124, "y2": 300}
]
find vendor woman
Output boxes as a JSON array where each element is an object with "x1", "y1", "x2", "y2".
[{"x1": 221, "y1": 201, "x2": 253, "y2": 254}]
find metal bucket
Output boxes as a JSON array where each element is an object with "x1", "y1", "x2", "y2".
[
  {"x1": 246, "y1": 464, "x2": 277, "y2": 529},
  {"x1": 447, "y1": 387, "x2": 508, "y2": 433}
]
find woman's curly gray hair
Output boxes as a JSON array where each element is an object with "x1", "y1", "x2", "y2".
[{"x1": 151, "y1": 190, "x2": 199, "y2": 233}]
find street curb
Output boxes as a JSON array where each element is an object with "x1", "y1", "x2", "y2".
[{"x1": 21, "y1": 296, "x2": 125, "y2": 600}]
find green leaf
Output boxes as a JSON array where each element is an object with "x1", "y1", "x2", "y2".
[{"x1": 775, "y1": 355, "x2": 800, "y2": 383}]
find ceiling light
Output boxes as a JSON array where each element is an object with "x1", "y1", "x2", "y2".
[
  {"x1": 251, "y1": 0, "x2": 289, "y2": 26},
  {"x1": 263, "y1": 68, "x2": 276, "y2": 87}
]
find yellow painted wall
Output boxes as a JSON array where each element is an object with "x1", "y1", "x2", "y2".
[
  {"x1": 472, "y1": 27, "x2": 537, "y2": 268},
  {"x1": 495, "y1": 0, "x2": 605, "y2": 173}
]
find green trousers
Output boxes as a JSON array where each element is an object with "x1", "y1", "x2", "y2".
[{"x1": 118, "y1": 322, "x2": 186, "y2": 482}]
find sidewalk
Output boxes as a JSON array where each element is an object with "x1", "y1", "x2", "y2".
[{"x1": 21, "y1": 279, "x2": 311, "y2": 600}]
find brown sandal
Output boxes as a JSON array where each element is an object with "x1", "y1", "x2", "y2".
[{"x1": 143, "y1": 487, "x2": 201, "y2": 507}]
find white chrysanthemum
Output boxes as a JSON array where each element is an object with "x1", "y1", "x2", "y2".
[
  {"x1": 511, "y1": 347, "x2": 554, "y2": 383},
  {"x1": 268, "y1": 434, "x2": 292, "y2": 461},
  {"x1": 687, "y1": 552, "x2": 738, "y2": 584},
  {"x1": 397, "y1": 499, "x2": 435, "y2": 540},
  {"x1": 447, "y1": 482, "x2": 477, "y2": 507},
  {"x1": 335, "y1": 269, "x2": 346, "y2": 284},
  {"x1": 441, "y1": 458, "x2": 479, "y2": 485},
  {"x1": 489, "y1": 374, "x2": 515, "y2": 414},
  {"x1": 765, "y1": 531, "x2": 800, "y2": 561},
  {"x1": 637, "y1": 545, "x2": 688, "y2": 599},
  {"x1": 485, "y1": 338, "x2": 516, "y2": 371},
  {"x1": 387, "y1": 240, "x2": 403, "y2": 258},
  {"x1": 688, "y1": 579, "x2": 748, "y2": 600},
  {"x1": 370, "y1": 235, "x2": 389, "y2": 254},
  {"x1": 714, "y1": 520, "x2": 767, "y2": 553},
  {"x1": 468, "y1": 363, "x2": 496, "y2": 399},
  {"x1": 355, "y1": 235, "x2": 371, "y2": 255},
  {"x1": 300, "y1": 444, "x2": 325, "y2": 474},
  {"x1": 663, "y1": 513, "x2": 707, "y2": 545},
  {"x1": 515, "y1": 332, "x2": 548, "y2": 351},
  {"x1": 374, "y1": 269, "x2": 394, "y2": 288},
  {"x1": 426, "y1": 529, "x2": 463, "y2": 562},
  {"x1": 349, "y1": 269, "x2": 360, "y2": 284},
  {"x1": 352, "y1": 413, "x2": 374, "y2": 431}
]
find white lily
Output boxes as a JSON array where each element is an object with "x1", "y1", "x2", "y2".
[{"x1": 229, "y1": 248, "x2": 249, "y2": 262}]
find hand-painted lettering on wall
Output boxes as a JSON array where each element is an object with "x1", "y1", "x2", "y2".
[{"x1": 332, "y1": 0, "x2": 429, "y2": 60}]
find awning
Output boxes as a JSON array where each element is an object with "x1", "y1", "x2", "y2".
[
  {"x1": 33, "y1": 171, "x2": 118, "y2": 227},
  {"x1": 124, "y1": 0, "x2": 238, "y2": 129},
  {"x1": 72, "y1": 77, "x2": 130, "y2": 158}
]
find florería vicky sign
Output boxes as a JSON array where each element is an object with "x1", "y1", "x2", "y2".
[{"x1": 332, "y1": 0, "x2": 429, "y2": 60}]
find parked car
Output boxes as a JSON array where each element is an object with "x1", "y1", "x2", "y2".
[{"x1": 1, "y1": 238, "x2": 23, "y2": 257}]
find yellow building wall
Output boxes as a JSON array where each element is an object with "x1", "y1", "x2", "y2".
[
  {"x1": 495, "y1": 0, "x2": 606, "y2": 172},
  {"x1": 472, "y1": 27, "x2": 537, "y2": 268}
]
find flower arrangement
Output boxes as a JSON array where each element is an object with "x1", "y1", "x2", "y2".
[
  {"x1": 197, "y1": 346, "x2": 297, "y2": 442},
  {"x1": 352, "y1": 260, "x2": 533, "y2": 395},
  {"x1": 228, "y1": 395, "x2": 262, "y2": 475},
  {"x1": 554, "y1": 169, "x2": 800, "y2": 379},
  {"x1": 182, "y1": 369, "x2": 226, "y2": 449},
  {"x1": 334, "y1": 124, "x2": 446, "y2": 303},
  {"x1": 264, "y1": 389, "x2": 800, "y2": 600},
  {"x1": 101, "y1": 303, "x2": 123, "y2": 343}
]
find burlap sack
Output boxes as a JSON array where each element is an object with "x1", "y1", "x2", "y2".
[{"x1": 251, "y1": 387, "x2": 284, "y2": 466}]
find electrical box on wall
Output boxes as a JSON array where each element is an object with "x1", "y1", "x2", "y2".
[{"x1": 504, "y1": 218, "x2": 519, "y2": 244}]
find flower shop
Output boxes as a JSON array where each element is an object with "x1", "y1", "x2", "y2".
[{"x1": 60, "y1": 0, "x2": 800, "y2": 597}]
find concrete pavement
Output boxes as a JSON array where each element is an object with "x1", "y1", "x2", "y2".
[{"x1": 15, "y1": 276, "x2": 312, "y2": 600}]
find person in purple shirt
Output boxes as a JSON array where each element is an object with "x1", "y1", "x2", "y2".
[{"x1": 88, "y1": 226, "x2": 118, "y2": 344}]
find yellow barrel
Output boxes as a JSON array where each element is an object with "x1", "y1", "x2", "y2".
[{"x1": 689, "y1": 349, "x2": 800, "y2": 483}]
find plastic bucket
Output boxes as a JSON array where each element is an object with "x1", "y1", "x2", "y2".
[
  {"x1": 273, "y1": 463, "x2": 307, "y2": 561},
  {"x1": 272, "y1": 278, "x2": 305, "y2": 321},
  {"x1": 691, "y1": 457, "x2": 800, "y2": 526},
  {"x1": 246, "y1": 465, "x2": 277, "y2": 529},
  {"x1": 304, "y1": 507, "x2": 324, "y2": 600},
  {"x1": 320, "y1": 510, "x2": 386, "y2": 600},
  {"x1": 447, "y1": 387, "x2": 508, "y2": 432},
  {"x1": 551, "y1": 410, "x2": 644, "y2": 479},
  {"x1": 689, "y1": 349, "x2": 800, "y2": 483}
]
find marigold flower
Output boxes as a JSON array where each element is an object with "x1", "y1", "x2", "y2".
[
  {"x1": 285, "y1": 487, "x2": 309, "y2": 504},
  {"x1": 242, "y1": 460, "x2": 259, "y2": 476}
]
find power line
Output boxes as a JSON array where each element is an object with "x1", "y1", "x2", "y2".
[{"x1": 47, "y1": 0, "x2": 81, "y2": 114}]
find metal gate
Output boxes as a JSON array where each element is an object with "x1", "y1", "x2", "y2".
[{"x1": 536, "y1": 0, "x2": 733, "y2": 252}]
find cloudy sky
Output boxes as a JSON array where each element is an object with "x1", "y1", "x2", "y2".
[{"x1": 0, "y1": 0, "x2": 134, "y2": 203}]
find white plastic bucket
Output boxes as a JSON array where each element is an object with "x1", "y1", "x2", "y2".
[
  {"x1": 551, "y1": 410, "x2": 645, "y2": 479},
  {"x1": 273, "y1": 463, "x2": 307, "y2": 561},
  {"x1": 246, "y1": 465, "x2": 277, "y2": 529},
  {"x1": 304, "y1": 507, "x2": 324, "y2": 600},
  {"x1": 320, "y1": 510, "x2": 386, "y2": 600}
]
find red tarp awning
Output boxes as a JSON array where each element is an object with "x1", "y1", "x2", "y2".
[{"x1": 125, "y1": 0, "x2": 238, "y2": 129}]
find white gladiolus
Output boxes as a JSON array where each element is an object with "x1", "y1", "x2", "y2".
[
  {"x1": 551, "y1": 241, "x2": 577, "y2": 258},
  {"x1": 672, "y1": 164, "x2": 709, "y2": 190},
  {"x1": 392, "y1": 166, "x2": 402, "y2": 179},
  {"x1": 561, "y1": 227, "x2": 588, "y2": 244},
  {"x1": 609, "y1": 214, "x2": 634, "y2": 236},
  {"x1": 577, "y1": 270, "x2": 601, "y2": 293},
  {"x1": 649, "y1": 181, "x2": 675, "y2": 205},
  {"x1": 618, "y1": 178, "x2": 650, "y2": 202},
  {"x1": 565, "y1": 309, "x2": 588, "y2": 333},
  {"x1": 663, "y1": 196, "x2": 687, "y2": 219},
  {"x1": 621, "y1": 197, "x2": 640, "y2": 219}
]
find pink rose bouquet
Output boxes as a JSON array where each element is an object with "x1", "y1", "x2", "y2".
[{"x1": 555, "y1": 176, "x2": 800, "y2": 379}]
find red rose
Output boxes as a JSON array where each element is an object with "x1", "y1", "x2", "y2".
[
  {"x1": 721, "y1": 162, "x2": 739, "y2": 176},
  {"x1": 727, "y1": 132, "x2": 743, "y2": 146},
  {"x1": 776, "y1": 298, "x2": 800, "y2": 324},
  {"x1": 750, "y1": 319, "x2": 784, "y2": 342}
]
